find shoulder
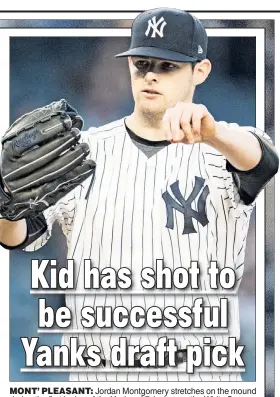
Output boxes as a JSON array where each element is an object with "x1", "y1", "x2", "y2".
[
  {"x1": 81, "y1": 118, "x2": 126, "y2": 143},
  {"x1": 79, "y1": 118, "x2": 127, "y2": 162}
]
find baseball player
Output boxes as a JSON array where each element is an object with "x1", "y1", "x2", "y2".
[{"x1": 0, "y1": 8, "x2": 278, "y2": 382}]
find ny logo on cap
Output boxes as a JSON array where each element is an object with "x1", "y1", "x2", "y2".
[
  {"x1": 145, "y1": 16, "x2": 167, "y2": 38},
  {"x1": 198, "y1": 45, "x2": 203, "y2": 54}
]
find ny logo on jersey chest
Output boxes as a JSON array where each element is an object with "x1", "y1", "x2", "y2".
[{"x1": 162, "y1": 176, "x2": 209, "y2": 234}]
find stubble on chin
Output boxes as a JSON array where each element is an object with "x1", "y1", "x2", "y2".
[{"x1": 137, "y1": 100, "x2": 167, "y2": 127}]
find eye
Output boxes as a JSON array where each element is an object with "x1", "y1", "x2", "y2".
[
  {"x1": 134, "y1": 60, "x2": 150, "y2": 69},
  {"x1": 161, "y1": 62, "x2": 178, "y2": 70}
]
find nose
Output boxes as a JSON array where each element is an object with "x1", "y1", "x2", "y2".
[{"x1": 144, "y1": 71, "x2": 158, "y2": 83}]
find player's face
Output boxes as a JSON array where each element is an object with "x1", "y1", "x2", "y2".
[{"x1": 128, "y1": 56, "x2": 199, "y2": 118}]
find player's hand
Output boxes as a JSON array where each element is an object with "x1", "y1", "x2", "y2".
[{"x1": 163, "y1": 102, "x2": 216, "y2": 144}]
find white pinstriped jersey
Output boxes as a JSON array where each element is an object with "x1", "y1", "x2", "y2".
[{"x1": 25, "y1": 118, "x2": 261, "y2": 374}]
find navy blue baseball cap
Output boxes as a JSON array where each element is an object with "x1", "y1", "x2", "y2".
[{"x1": 115, "y1": 8, "x2": 208, "y2": 63}]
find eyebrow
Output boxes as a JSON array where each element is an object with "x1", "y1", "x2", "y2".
[{"x1": 133, "y1": 57, "x2": 180, "y2": 64}]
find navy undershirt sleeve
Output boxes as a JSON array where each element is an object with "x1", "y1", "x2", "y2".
[{"x1": 226, "y1": 132, "x2": 279, "y2": 204}]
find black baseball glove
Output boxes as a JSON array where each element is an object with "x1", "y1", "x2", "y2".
[{"x1": 0, "y1": 99, "x2": 96, "y2": 221}]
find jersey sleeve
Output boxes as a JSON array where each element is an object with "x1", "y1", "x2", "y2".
[
  {"x1": 202, "y1": 122, "x2": 278, "y2": 215},
  {"x1": 225, "y1": 126, "x2": 279, "y2": 204},
  {"x1": 22, "y1": 187, "x2": 81, "y2": 252}
]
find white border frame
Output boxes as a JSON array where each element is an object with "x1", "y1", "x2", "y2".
[{"x1": 0, "y1": 15, "x2": 275, "y2": 396}]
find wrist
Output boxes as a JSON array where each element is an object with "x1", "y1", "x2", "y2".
[
  {"x1": 0, "y1": 218, "x2": 27, "y2": 246},
  {"x1": 203, "y1": 122, "x2": 227, "y2": 147}
]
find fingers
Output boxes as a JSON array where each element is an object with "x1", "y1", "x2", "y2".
[
  {"x1": 163, "y1": 104, "x2": 185, "y2": 143},
  {"x1": 191, "y1": 105, "x2": 207, "y2": 137},
  {"x1": 180, "y1": 107, "x2": 194, "y2": 144},
  {"x1": 169, "y1": 107, "x2": 184, "y2": 142},
  {"x1": 162, "y1": 113, "x2": 172, "y2": 141},
  {"x1": 163, "y1": 103, "x2": 208, "y2": 144}
]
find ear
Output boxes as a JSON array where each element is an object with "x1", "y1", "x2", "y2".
[{"x1": 193, "y1": 59, "x2": 212, "y2": 86}]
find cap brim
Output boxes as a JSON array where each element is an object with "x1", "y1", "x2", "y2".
[{"x1": 115, "y1": 46, "x2": 198, "y2": 63}]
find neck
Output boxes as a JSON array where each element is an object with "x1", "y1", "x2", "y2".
[{"x1": 126, "y1": 110, "x2": 167, "y2": 141}]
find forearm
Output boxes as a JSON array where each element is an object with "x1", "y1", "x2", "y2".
[
  {"x1": 204, "y1": 122, "x2": 262, "y2": 171},
  {"x1": 0, "y1": 219, "x2": 27, "y2": 247}
]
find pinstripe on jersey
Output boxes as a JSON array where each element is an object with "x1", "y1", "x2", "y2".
[{"x1": 25, "y1": 118, "x2": 263, "y2": 380}]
